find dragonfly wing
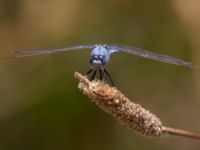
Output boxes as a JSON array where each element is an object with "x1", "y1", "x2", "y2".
[
  {"x1": 109, "y1": 45, "x2": 196, "y2": 68},
  {"x1": 10, "y1": 44, "x2": 95, "y2": 58}
]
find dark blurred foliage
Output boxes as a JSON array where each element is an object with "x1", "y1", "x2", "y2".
[{"x1": 0, "y1": 0, "x2": 200, "y2": 150}]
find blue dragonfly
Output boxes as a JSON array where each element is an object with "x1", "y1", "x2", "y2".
[{"x1": 11, "y1": 44, "x2": 195, "y2": 85}]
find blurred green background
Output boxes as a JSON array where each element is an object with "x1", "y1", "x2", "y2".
[{"x1": 0, "y1": 0, "x2": 200, "y2": 150}]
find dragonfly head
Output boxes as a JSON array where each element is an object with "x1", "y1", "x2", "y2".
[
  {"x1": 90, "y1": 55, "x2": 106, "y2": 69},
  {"x1": 89, "y1": 45, "x2": 110, "y2": 69}
]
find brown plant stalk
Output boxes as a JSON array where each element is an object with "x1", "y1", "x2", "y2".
[{"x1": 74, "y1": 72, "x2": 200, "y2": 139}]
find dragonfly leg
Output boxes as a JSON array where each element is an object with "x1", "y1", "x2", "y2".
[
  {"x1": 86, "y1": 68, "x2": 114, "y2": 86},
  {"x1": 91, "y1": 70, "x2": 97, "y2": 80},
  {"x1": 101, "y1": 68, "x2": 115, "y2": 86},
  {"x1": 99, "y1": 69, "x2": 103, "y2": 80},
  {"x1": 86, "y1": 68, "x2": 93, "y2": 80},
  {"x1": 100, "y1": 68, "x2": 106, "y2": 81},
  {"x1": 86, "y1": 68, "x2": 93, "y2": 76}
]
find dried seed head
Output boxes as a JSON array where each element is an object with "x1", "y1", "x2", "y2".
[{"x1": 74, "y1": 72, "x2": 200, "y2": 139}]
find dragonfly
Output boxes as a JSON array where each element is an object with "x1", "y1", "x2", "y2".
[{"x1": 11, "y1": 44, "x2": 196, "y2": 85}]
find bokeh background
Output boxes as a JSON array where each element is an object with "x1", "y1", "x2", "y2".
[{"x1": 0, "y1": 0, "x2": 200, "y2": 150}]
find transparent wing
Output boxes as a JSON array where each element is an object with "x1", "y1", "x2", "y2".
[
  {"x1": 109, "y1": 45, "x2": 196, "y2": 68},
  {"x1": 10, "y1": 44, "x2": 95, "y2": 58}
]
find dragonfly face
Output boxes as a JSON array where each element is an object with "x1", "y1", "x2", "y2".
[
  {"x1": 89, "y1": 55, "x2": 105, "y2": 68},
  {"x1": 89, "y1": 45, "x2": 110, "y2": 69}
]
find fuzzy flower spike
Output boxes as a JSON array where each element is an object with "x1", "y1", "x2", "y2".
[{"x1": 74, "y1": 72, "x2": 200, "y2": 139}]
